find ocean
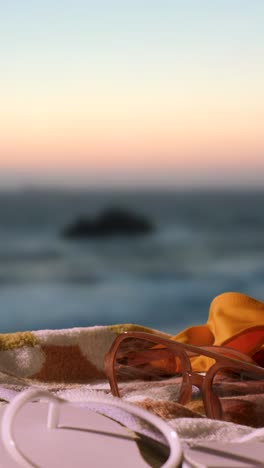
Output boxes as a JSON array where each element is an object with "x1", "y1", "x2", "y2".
[{"x1": 0, "y1": 188, "x2": 264, "y2": 335}]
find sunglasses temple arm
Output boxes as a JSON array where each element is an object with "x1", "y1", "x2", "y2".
[{"x1": 187, "y1": 346, "x2": 254, "y2": 363}]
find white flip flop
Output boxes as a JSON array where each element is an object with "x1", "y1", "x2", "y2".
[{"x1": 0, "y1": 388, "x2": 182, "y2": 468}]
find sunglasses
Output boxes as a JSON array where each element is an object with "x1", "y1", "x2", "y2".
[{"x1": 104, "y1": 332, "x2": 264, "y2": 427}]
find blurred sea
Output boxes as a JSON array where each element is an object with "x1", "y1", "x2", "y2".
[{"x1": 0, "y1": 189, "x2": 264, "y2": 334}]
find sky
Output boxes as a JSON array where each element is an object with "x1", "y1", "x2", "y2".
[{"x1": 0, "y1": 0, "x2": 263, "y2": 189}]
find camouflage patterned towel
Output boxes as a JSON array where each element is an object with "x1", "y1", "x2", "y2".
[
  {"x1": 1, "y1": 322, "x2": 264, "y2": 442},
  {"x1": 0, "y1": 323, "x2": 194, "y2": 419},
  {"x1": 0, "y1": 323, "x2": 171, "y2": 400}
]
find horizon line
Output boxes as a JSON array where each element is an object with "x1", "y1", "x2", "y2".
[{"x1": 1, "y1": 184, "x2": 264, "y2": 194}]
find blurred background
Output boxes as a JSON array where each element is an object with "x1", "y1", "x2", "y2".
[{"x1": 0, "y1": 1, "x2": 263, "y2": 333}]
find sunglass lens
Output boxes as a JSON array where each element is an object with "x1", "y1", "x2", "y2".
[
  {"x1": 212, "y1": 368, "x2": 264, "y2": 427},
  {"x1": 113, "y1": 337, "x2": 184, "y2": 402}
]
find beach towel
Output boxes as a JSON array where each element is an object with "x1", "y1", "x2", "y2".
[{"x1": 1, "y1": 291, "x2": 264, "y2": 453}]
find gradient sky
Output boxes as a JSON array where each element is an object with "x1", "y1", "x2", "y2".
[{"x1": 0, "y1": 1, "x2": 263, "y2": 188}]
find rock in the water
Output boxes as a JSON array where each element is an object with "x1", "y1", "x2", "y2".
[{"x1": 62, "y1": 207, "x2": 154, "y2": 239}]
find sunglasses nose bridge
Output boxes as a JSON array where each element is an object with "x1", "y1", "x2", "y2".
[
  {"x1": 202, "y1": 365, "x2": 222, "y2": 420},
  {"x1": 188, "y1": 372, "x2": 222, "y2": 420},
  {"x1": 190, "y1": 372, "x2": 204, "y2": 389}
]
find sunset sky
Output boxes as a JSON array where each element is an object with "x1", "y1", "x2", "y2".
[{"x1": 0, "y1": 1, "x2": 263, "y2": 189}]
